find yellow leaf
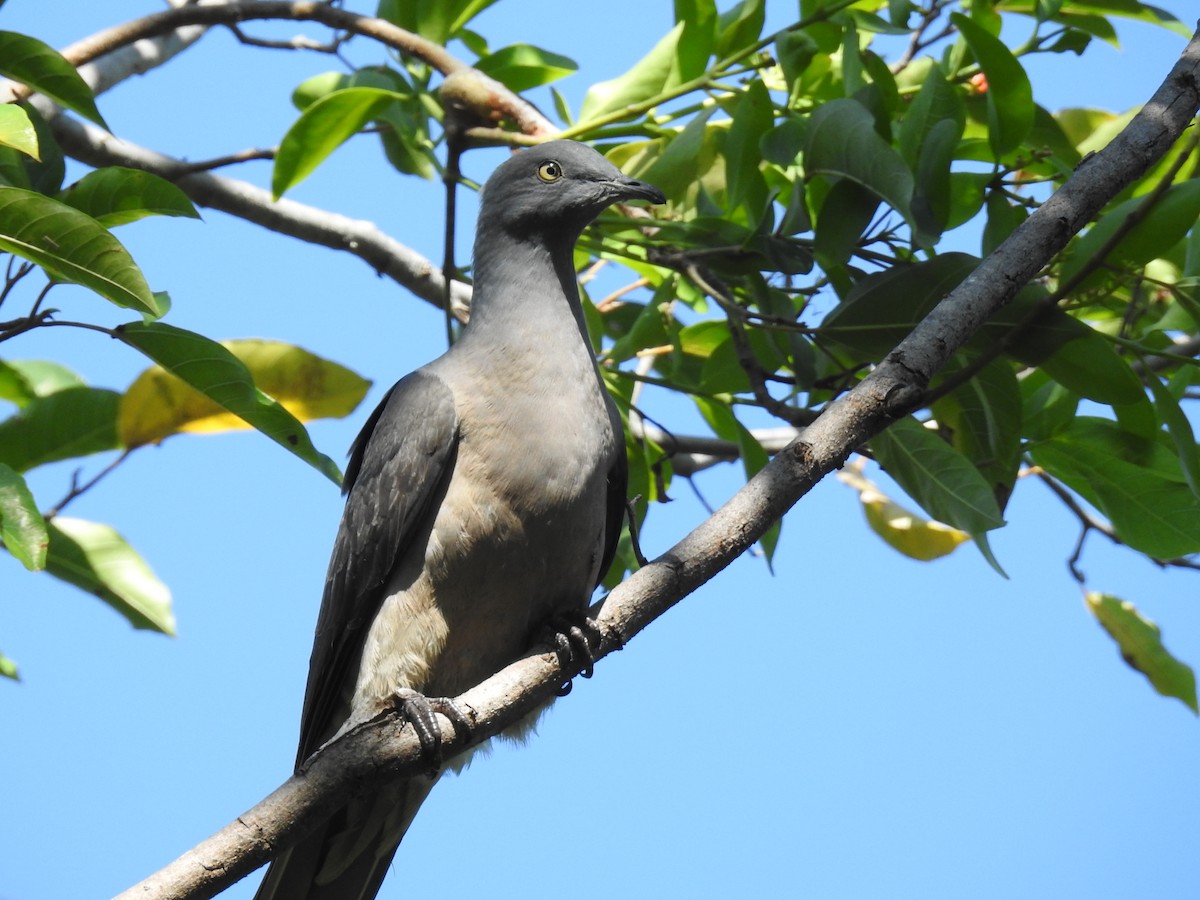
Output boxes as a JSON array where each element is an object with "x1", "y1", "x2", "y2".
[
  {"x1": 119, "y1": 339, "x2": 370, "y2": 448},
  {"x1": 1086, "y1": 593, "x2": 1198, "y2": 714},
  {"x1": 838, "y1": 466, "x2": 969, "y2": 561}
]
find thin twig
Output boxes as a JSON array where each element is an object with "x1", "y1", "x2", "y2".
[
  {"x1": 174, "y1": 147, "x2": 278, "y2": 174},
  {"x1": 46, "y1": 451, "x2": 136, "y2": 518}
]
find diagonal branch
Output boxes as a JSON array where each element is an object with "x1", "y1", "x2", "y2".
[
  {"x1": 115, "y1": 24, "x2": 1200, "y2": 900},
  {"x1": 46, "y1": 113, "x2": 474, "y2": 320}
]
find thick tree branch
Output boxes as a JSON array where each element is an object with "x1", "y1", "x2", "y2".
[{"x1": 117, "y1": 26, "x2": 1200, "y2": 900}]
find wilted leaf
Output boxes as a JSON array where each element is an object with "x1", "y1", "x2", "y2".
[
  {"x1": 0, "y1": 186, "x2": 162, "y2": 315},
  {"x1": 1087, "y1": 593, "x2": 1197, "y2": 713},
  {"x1": 44, "y1": 517, "x2": 174, "y2": 634},
  {"x1": 0, "y1": 462, "x2": 46, "y2": 570}
]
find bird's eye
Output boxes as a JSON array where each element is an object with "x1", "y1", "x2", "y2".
[{"x1": 537, "y1": 160, "x2": 563, "y2": 183}]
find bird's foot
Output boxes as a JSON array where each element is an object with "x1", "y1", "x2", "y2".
[
  {"x1": 538, "y1": 611, "x2": 601, "y2": 696},
  {"x1": 393, "y1": 688, "x2": 473, "y2": 776}
]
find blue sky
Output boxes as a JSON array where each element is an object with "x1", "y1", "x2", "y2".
[{"x1": 2, "y1": 2, "x2": 1198, "y2": 899}]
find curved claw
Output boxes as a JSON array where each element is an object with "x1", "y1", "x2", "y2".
[
  {"x1": 540, "y1": 612, "x2": 601, "y2": 695},
  {"x1": 394, "y1": 688, "x2": 472, "y2": 776}
]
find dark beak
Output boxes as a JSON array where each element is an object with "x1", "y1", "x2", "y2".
[{"x1": 614, "y1": 176, "x2": 666, "y2": 205}]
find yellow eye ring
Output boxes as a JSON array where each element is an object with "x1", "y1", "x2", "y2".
[{"x1": 537, "y1": 160, "x2": 563, "y2": 182}]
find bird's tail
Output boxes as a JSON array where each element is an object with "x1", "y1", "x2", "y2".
[{"x1": 253, "y1": 776, "x2": 437, "y2": 900}]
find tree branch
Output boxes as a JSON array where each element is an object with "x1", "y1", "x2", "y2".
[
  {"x1": 18, "y1": 0, "x2": 553, "y2": 137},
  {"x1": 117, "y1": 25, "x2": 1200, "y2": 900},
  {"x1": 46, "y1": 113, "x2": 473, "y2": 321}
]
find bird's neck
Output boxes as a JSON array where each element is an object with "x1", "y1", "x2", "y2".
[{"x1": 466, "y1": 227, "x2": 591, "y2": 343}]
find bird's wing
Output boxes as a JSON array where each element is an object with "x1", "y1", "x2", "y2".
[
  {"x1": 296, "y1": 369, "x2": 459, "y2": 763},
  {"x1": 598, "y1": 402, "x2": 628, "y2": 587}
]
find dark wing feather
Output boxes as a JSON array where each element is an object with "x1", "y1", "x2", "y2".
[
  {"x1": 597, "y1": 408, "x2": 628, "y2": 587},
  {"x1": 296, "y1": 370, "x2": 459, "y2": 764}
]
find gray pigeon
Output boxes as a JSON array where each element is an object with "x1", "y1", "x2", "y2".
[{"x1": 254, "y1": 140, "x2": 664, "y2": 900}]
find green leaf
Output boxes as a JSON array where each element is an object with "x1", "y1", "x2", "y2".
[
  {"x1": 57, "y1": 166, "x2": 200, "y2": 227},
  {"x1": 0, "y1": 462, "x2": 46, "y2": 570},
  {"x1": 715, "y1": 0, "x2": 766, "y2": 61},
  {"x1": 1061, "y1": 181, "x2": 1200, "y2": 295},
  {"x1": 775, "y1": 29, "x2": 819, "y2": 94},
  {"x1": 897, "y1": 63, "x2": 965, "y2": 240},
  {"x1": 273, "y1": 87, "x2": 406, "y2": 198},
  {"x1": 637, "y1": 107, "x2": 717, "y2": 201},
  {"x1": 951, "y1": 13, "x2": 1034, "y2": 157},
  {"x1": 930, "y1": 356, "x2": 1023, "y2": 510},
  {"x1": 0, "y1": 102, "x2": 63, "y2": 194},
  {"x1": 0, "y1": 31, "x2": 108, "y2": 128},
  {"x1": 0, "y1": 359, "x2": 84, "y2": 405},
  {"x1": 44, "y1": 517, "x2": 174, "y2": 634},
  {"x1": 376, "y1": 96, "x2": 437, "y2": 181},
  {"x1": 0, "y1": 186, "x2": 162, "y2": 315},
  {"x1": 1020, "y1": 367, "x2": 1078, "y2": 441},
  {"x1": 1086, "y1": 593, "x2": 1197, "y2": 714},
  {"x1": 814, "y1": 179, "x2": 878, "y2": 267},
  {"x1": 694, "y1": 396, "x2": 779, "y2": 564},
  {"x1": 804, "y1": 97, "x2": 915, "y2": 229},
  {"x1": 114, "y1": 322, "x2": 343, "y2": 485},
  {"x1": 473, "y1": 44, "x2": 577, "y2": 92},
  {"x1": 120, "y1": 338, "x2": 370, "y2": 447},
  {"x1": 0, "y1": 651, "x2": 17, "y2": 681},
  {"x1": 376, "y1": 0, "x2": 500, "y2": 44},
  {"x1": 673, "y1": 0, "x2": 718, "y2": 83},
  {"x1": 872, "y1": 416, "x2": 1006, "y2": 536},
  {"x1": 579, "y1": 22, "x2": 684, "y2": 124},
  {"x1": 982, "y1": 189, "x2": 1027, "y2": 256},
  {"x1": 1001, "y1": 0, "x2": 1191, "y2": 37},
  {"x1": 720, "y1": 78, "x2": 772, "y2": 215},
  {"x1": 1147, "y1": 374, "x2": 1200, "y2": 497},
  {"x1": 1031, "y1": 419, "x2": 1200, "y2": 559},
  {"x1": 820, "y1": 253, "x2": 978, "y2": 359},
  {"x1": 0, "y1": 103, "x2": 38, "y2": 159},
  {"x1": 0, "y1": 386, "x2": 120, "y2": 472}
]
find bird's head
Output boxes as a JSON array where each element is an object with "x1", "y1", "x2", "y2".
[{"x1": 477, "y1": 139, "x2": 665, "y2": 241}]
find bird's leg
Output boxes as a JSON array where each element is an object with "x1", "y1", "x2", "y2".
[
  {"x1": 299, "y1": 690, "x2": 473, "y2": 777},
  {"x1": 537, "y1": 611, "x2": 602, "y2": 696},
  {"x1": 393, "y1": 689, "x2": 473, "y2": 776}
]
